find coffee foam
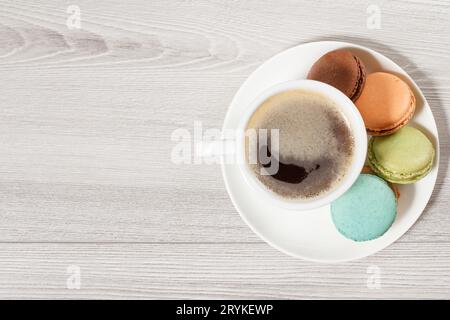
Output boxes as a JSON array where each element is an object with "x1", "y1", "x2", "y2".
[{"x1": 246, "y1": 89, "x2": 354, "y2": 199}]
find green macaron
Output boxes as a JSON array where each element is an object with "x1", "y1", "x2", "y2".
[
  {"x1": 368, "y1": 126, "x2": 435, "y2": 184},
  {"x1": 331, "y1": 174, "x2": 397, "y2": 242}
]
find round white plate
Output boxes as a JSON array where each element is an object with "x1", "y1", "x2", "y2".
[{"x1": 221, "y1": 41, "x2": 440, "y2": 263}]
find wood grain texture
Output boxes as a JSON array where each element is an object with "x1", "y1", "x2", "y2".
[
  {"x1": 1, "y1": 243, "x2": 450, "y2": 299},
  {"x1": 0, "y1": 0, "x2": 449, "y2": 298}
]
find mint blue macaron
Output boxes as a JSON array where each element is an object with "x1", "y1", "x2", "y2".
[{"x1": 331, "y1": 174, "x2": 397, "y2": 242}]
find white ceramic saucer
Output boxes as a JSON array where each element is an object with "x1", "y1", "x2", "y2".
[{"x1": 221, "y1": 41, "x2": 440, "y2": 263}]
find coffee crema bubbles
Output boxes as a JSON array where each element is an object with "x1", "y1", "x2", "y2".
[{"x1": 245, "y1": 89, "x2": 355, "y2": 200}]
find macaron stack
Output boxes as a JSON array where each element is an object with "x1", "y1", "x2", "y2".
[{"x1": 308, "y1": 49, "x2": 436, "y2": 242}]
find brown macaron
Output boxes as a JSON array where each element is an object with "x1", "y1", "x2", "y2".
[
  {"x1": 355, "y1": 72, "x2": 416, "y2": 136},
  {"x1": 307, "y1": 49, "x2": 366, "y2": 101}
]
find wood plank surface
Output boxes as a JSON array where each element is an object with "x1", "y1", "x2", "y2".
[
  {"x1": 1, "y1": 243, "x2": 450, "y2": 299},
  {"x1": 0, "y1": 0, "x2": 449, "y2": 298}
]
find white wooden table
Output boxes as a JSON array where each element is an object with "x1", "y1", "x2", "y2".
[{"x1": 0, "y1": 0, "x2": 449, "y2": 299}]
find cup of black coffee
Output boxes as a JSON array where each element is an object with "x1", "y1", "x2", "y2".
[{"x1": 237, "y1": 80, "x2": 367, "y2": 210}]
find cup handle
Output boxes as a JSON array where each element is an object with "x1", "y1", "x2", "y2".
[{"x1": 194, "y1": 138, "x2": 237, "y2": 163}]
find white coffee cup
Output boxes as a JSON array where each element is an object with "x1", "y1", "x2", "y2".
[{"x1": 235, "y1": 80, "x2": 367, "y2": 211}]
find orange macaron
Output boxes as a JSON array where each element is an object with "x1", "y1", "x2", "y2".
[{"x1": 355, "y1": 72, "x2": 416, "y2": 136}]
